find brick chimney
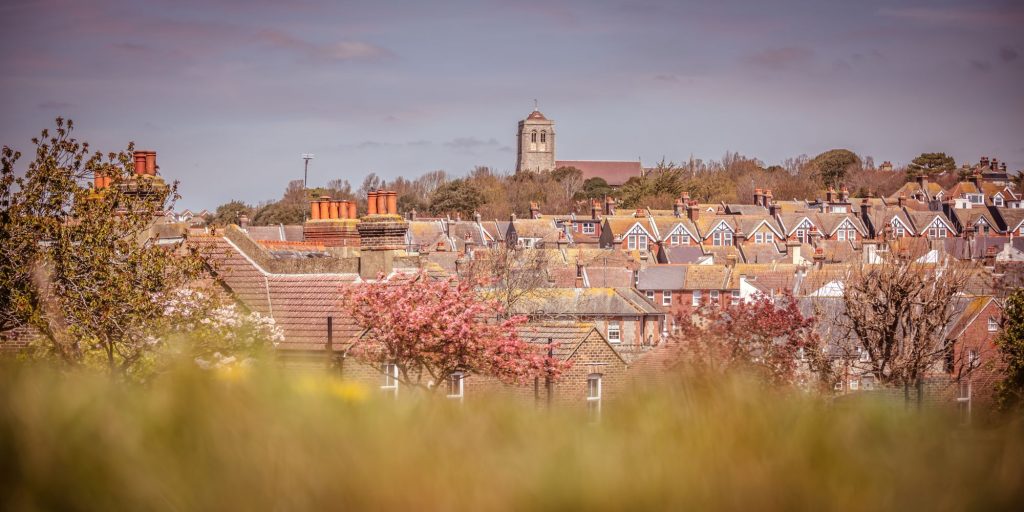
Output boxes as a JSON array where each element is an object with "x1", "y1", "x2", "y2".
[
  {"x1": 753, "y1": 188, "x2": 763, "y2": 207},
  {"x1": 318, "y1": 195, "x2": 330, "y2": 219},
  {"x1": 734, "y1": 229, "x2": 746, "y2": 245},
  {"x1": 530, "y1": 201, "x2": 540, "y2": 219},
  {"x1": 604, "y1": 196, "x2": 616, "y2": 216},
  {"x1": 980, "y1": 156, "x2": 989, "y2": 168},
  {"x1": 880, "y1": 161, "x2": 893, "y2": 172},
  {"x1": 673, "y1": 197, "x2": 684, "y2": 217},
  {"x1": 239, "y1": 214, "x2": 249, "y2": 229},
  {"x1": 591, "y1": 200, "x2": 601, "y2": 220},
  {"x1": 897, "y1": 193, "x2": 907, "y2": 208},
  {"x1": 1000, "y1": 162, "x2": 1007, "y2": 173},
  {"x1": 725, "y1": 254, "x2": 737, "y2": 267},
  {"x1": 473, "y1": 211, "x2": 482, "y2": 223},
  {"x1": 764, "y1": 189, "x2": 774, "y2": 206},
  {"x1": 826, "y1": 187, "x2": 835, "y2": 203},
  {"x1": 813, "y1": 246, "x2": 825, "y2": 268},
  {"x1": 840, "y1": 184, "x2": 850, "y2": 202},
  {"x1": 971, "y1": 170, "x2": 983, "y2": 191},
  {"x1": 634, "y1": 208, "x2": 646, "y2": 218},
  {"x1": 768, "y1": 201, "x2": 779, "y2": 217},
  {"x1": 686, "y1": 200, "x2": 699, "y2": 222}
]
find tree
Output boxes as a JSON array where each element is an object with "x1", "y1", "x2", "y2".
[
  {"x1": 906, "y1": 153, "x2": 955, "y2": 179},
  {"x1": 339, "y1": 273, "x2": 569, "y2": 393},
  {"x1": 672, "y1": 292, "x2": 825, "y2": 387},
  {"x1": 210, "y1": 200, "x2": 254, "y2": 226},
  {"x1": 458, "y1": 244, "x2": 556, "y2": 317},
  {"x1": 839, "y1": 253, "x2": 969, "y2": 400},
  {"x1": 995, "y1": 289, "x2": 1024, "y2": 412},
  {"x1": 0, "y1": 118, "x2": 205, "y2": 377},
  {"x1": 428, "y1": 179, "x2": 484, "y2": 217},
  {"x1": 577, "y1": 177, "x2": 613, "y2": 200},
  {"x1": 811, "y1": 149, "x2": 861, "y2": 188}
]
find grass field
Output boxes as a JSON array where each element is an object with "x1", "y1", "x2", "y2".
[{"x1": 2, "y1": 362, "x2": 1022, "y2": 510}]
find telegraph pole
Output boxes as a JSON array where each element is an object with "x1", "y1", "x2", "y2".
[{"x1": 302, "y1": 153, "x2": 315, "y2": 188}]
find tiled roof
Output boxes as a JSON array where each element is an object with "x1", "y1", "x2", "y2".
[
  {"x1": 584, "y1": 266, "x2": 634, "y2": 288},
  {"x1": 508, "y1": 288, "x2": 663, "y2": 316},
  {"x1": 681, "y1": 264, "x2": 730, "y2": 290},
  {"x1": 797, "y1": 266, "x2": 851, "y2": 296},
  {"x1": 660, "y1": 246, "x2": 705, "y2": 264},
  {"x1": 555, "y1": 160, "x2": 643, "y2": 186},
  {"x1": 517, "y1": 322, "x2": 607, "y2": 361},
  {"x1": 739, "y1": 243, "x2": 786, "y2": 264}
]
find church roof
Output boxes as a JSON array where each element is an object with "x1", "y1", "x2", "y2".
[
  {"x1": 555, "y1": 160, "x2": 643, "y2": 186},
  {"x1": 526, "y1": 109, "x2": 548, "y2": 120}
]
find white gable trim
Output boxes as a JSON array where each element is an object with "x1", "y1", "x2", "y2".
[
  {"x1": 889, "y1": 216, "x2": 912, "y2": 233},
  {"x1": 748, "y1": 219, "x2": 784, "y2": 238},
  {"x1": 786, "y1": 217, "x2": 817, "y2": 236},
  {"x1": 702, "y1": 219, "x2": 734, "y2": 240},
  {"x1": 624, "y1": 222, "x2": 653, "y2": 239},
  {"x1": 918, "y1": 215, "x2": 956, "y2": 236},
  {"x1": 666, "y1": 223, "x2": 698, "y2": 241},
  {"x1": 828, "y1": 218, "x2": 865, "y2": 237}
]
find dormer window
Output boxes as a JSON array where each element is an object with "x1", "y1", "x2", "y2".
[
  {"x1": 968, "y1": 194, "x2": 983, "y2": 204},
  {"x1": 994, "y1": 195, "x2": 1004, "y2": 207}
]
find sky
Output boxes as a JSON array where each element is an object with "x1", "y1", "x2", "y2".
[{"x1": 1, "y1": 0, "x2": 1022, "y2": 210}]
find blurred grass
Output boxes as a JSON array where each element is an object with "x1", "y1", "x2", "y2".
[{"x1": 1, "y1": 362, "x2": 1022, "y2": 511}]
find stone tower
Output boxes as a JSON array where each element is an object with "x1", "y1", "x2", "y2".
[{"x1": 516, "y1": 106, "x2": 555, "y2": 173}]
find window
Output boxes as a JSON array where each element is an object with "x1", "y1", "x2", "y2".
[
  {"x1": 607, "y1": 321, "x2": 621, "y2": 343},
  {"x1": 447, "y1": 372, "x2": 464, "y2": 400},
  {"x1": 968, "y1": 194, "x2": 983, "y2": 204},
  {"x1": 381, "y1": 363, "x2": 399, "y2": 394},
  {"x1": 858, "y1": 347, "x2": 870, "y2": 363},
  {"x1": 845, "y1": 229, "x2": 856, "y2": 241},
  {"x1": 994, "y1": 196, "x2": 1004, "y2": 207},
  {"x1": 849, "y1": 379, "x2": 859, "y2": 391},
  {"x1": 530, "y1": 131, "x2": 537, "y2": 143},
  {"x1": 861, "y1": 376, "x2": 875, "y2": 391},
  {"x1": 891, "y1": 220, "x2": 906, "y2": 238},
  {"x1": 731, "y1": 290, "x2": 740, "y2": 305},
  {"x1": 587, "y1": 374, "x2": 602, "y2": 419},
  {"x1": 692, "y1": 290, "x2": 702, "y2": 307},
  {"x1": 957, "y1": 380, "x2": 972, "y2": 424},
  {"x1": 754, "y1": 233, "x2": 763, "y2": 243},
  {"x1": 662, "y1": 291, "x2": 671, "y2": 306},
  {"x1": 670, "y1": 234, "x2": 679, "y2": 245},
  {"x1": 837, "y1": 230, "x2": 846, "y2": 241},
  {"x1": 711, "y1": 228, "x2": 733, "y2": 246},
  {"x1": 765, "y1": 232, "x2": 775, "y2": 244},
  {"x1": 834, "y1": 381, "x2": 844, "y2": 391},
  {"x1": 627, "y1": 234, "x2": 648, "y2": 251},
  {"x1": 646, "y1": 290, "x2": 655, "y2": 301},
  {"x1": 968, "y1": 349, "x2": 980, "y2": 369},
  {"x1": 710, "y1": 290, "x2": 720, "y2": 304},
  {"x1": 794, "y1": 229, "x2": 805, "y2": 243},
  {"x1": 540, "y1": 131, "x2": 546, "y2": 143},
  {"x1": 582, "y1": 223, "x2": 595, "y2": 235},
  {"x1": 988, "y1": 317, "x2": 999, "y2": 332}
]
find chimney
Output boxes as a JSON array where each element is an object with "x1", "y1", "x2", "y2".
[
  {"x1": 634, "y1": 208, "x2": 646, "y2": 218},
  {"x1": 557, "y1": 230, "x2": 567, "y2": 250},
  {"x1": 897, "y1": 193, "x2": 906, "y2": 208},
  {"x1": 510, "y1": 212, "x2": 517, "y2": 222},
  {"x1": 880, "y1": 161, "x2": 893, "y2": 172},
  {"x1": 436, "y1": 241, "x2": 446, "y2": 252},
  {"x1": 473, "y1": 211, "x2": 482, "y2": 223},
  {"x1": 409, "y1": 208, "x2": 417, "y2": 221},
  {"x1": 840, "y1": 185, "x2": 850, "y2": 202},
  {"x1": 310, "y1": 200, "x2": 321, "y2": 220},
  {"x1": 133, "y1": 151, "x2": 147, "y2": 176},
  {"x1": 725, "y1": 254, "x2": 737, "y2": 267},
  {"x1": 813, "y1": 247, "x2": 825, "y2": 268},
  {"x1": 768, "y1": 201, "x2": 779, "y2": 217},
  {"x1": 386, "y1": 191, "x2": 397, "y2": 215},
  {"x1": 464, "y1": 233, "x2": 475, "y2": 258},
  {"x1": 94, "y1": 171, "x2": 105, "y2": 189},
  {"x1": 860, "y1": 199, "x2": 871, "y2": 220},
  {"x1": 734, "y1": 229, "x2": 746, "y2": 245},
  {"x1": 375, "y1": 190, "x2": 387, "y2": 215},
  {"x1": 764, "y1": 189, "x2": 774, "y2": 206},
  {"x1": 145, "y1": 151, "x2": 157, "y2": 175},
  {"x1": 367, "y1": 191, "x2": 378, "y2": 215},
  {"x1": 530, "y1": 201, "x2": 540, "y2": 219},
  {"x1": 348, "y1": 201, "x2": 358, "y2": 219},
  {"x1": 454, "y1": 211, "x2": 462, "y2": 222},
  {"x1": 980, "y1": 156, "x2": 989, "y2": 168},
  {"x1": 753, "y1": 188, "x2": 763, "y2": 207},
  {"x1": 239, "y1": 214, "x2": 249, "y2": 229},
  {"x1": 990, "y1": 158, "x2": 998, "y2": 171},
  {"x1": 788, "y1": 241, "x2": 802, "y2": 265},
  {"x1": 591, "y1": 200, "x2": 601, "y2": 220},
  {"x1": 826, "y1": 187, "x2": 835, "y2": 203},
  {"x1": 673, "y1": 197, "x2": 684, "y2": 217},
  {"x1": 971, "y1": 171, "x2": 982, "y2": 190},
  {"x1": 604, "y1": 196, "x2": 615, "y2": 216},
  {"x1": 686, "y1": 201, "x2": 700, "y2": 222},
  {"x1": 1000, "y1": 162, "x2": 1007, "y2": 173}
]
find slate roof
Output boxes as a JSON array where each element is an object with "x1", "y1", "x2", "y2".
[{"x1": 636, "y1": 265, "x2": 687, "y2": 290}]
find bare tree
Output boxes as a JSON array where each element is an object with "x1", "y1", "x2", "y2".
[
  {"x1": 458, "y1": 244, "x2": 556, "y2": 317},
  {"x1": 839, "y1": 248, "x2": 971, "y2": 402}
]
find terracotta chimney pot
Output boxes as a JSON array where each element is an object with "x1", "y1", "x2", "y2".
[
  {"x1": 329, "y1": 200, "x2": 339, "y2": 220},
  {"x1": 94, "y1": 172, "x2": 104, "y2": 189},
  {"x1": 375, "y1": 190, "x2": 387, "y2": 215},
  {"x1": 103, "y1": 175, "x2": 112, "y2": 188},
  {"x1": 144, "y1": 151, "x2": 157, "y2": 175},
  {"x1": 310, "y1": 201, "x2": 321, "y2": 220},
  {"x1": 348, "y1": 201, "x2": 358, "y2": 219},
  {"x1": 386, "y1": 191, "x2": 398, "y2": 215},
  {"x1": 367, "y1": 191, "x2": 378, "y2": 215},
  {"x1": 319, "y1": 195, "x2": 331, "y2": 219},
  {"x1": 133, "y1": 151, "x2": 147, "y2": 176}
]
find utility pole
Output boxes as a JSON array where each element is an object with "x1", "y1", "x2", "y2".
[{"x1": 302, "y1": 153, "x2": 315, "y2": 189}]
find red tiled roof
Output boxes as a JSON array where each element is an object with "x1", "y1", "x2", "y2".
[
  {"x1": 555, "y1": 160, "x2": 643, "y2": 186},
  {"x1": 526, "y1": 110, "x2": 548, "y2": 120}
]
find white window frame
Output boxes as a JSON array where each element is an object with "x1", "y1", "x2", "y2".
[
  {"x1": 710, "y1": 290, "x2": 720, "y2": 304},
  {"x1": 837, "y1": 230, "x2": 846, "y2": 241},
  {"x1": 381, "y1": 363, "x2": 399, "y2": 394},
  {"x1": 968, "y1": 349, "x2": 980, "y2": 369},
  {"x1": 731, "y1": 290, "x2": 740, "y2": 305},
  {"x1": 662, "y1": 291, "x2": 671, "y2": 306},
  {"x1": 988, "y1": 317, "x2": 998, "y2": 332},
  {"x1": 692, "y1": 290, "x2": 702, "y2": 307},
  {"x1": 755, "y1": 232, "x2": 764, "y2": 243},
  {"x1": 607, "y1": 320, "x2": 621, "y2": 343},
  {"x1": 765, "y1": 232, "x2": 775, "y2": 244},
  {"x1": 849, "y1": 379, "x2": 859, "y2": 391},
  {"x1": 646, "y1": 290, "x2": 655, "y2": 301},
  {"x1": 582, "y1": 222, "x2": 595, "y2": 235},
  {"x1": 446, "y1": 371, "x2": 464, "y2": 400},
  {"x1": 587, "y1": 373, "x2": 602, "y2": 419},
  {"x1": 994, "y1": 195, "x2": 1004, "y2": 207}
]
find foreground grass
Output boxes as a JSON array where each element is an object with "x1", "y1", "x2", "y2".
[{"x1": 1, "y1": 363, "x2": 1022, "y2": 510}]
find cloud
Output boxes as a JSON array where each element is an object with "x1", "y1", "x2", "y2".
[
  {"x1": 878, "y1": 7, "x2": 1024, "y2": 27},
  {"x1": 999, "y1": 46, "x2": 1019, "y2": 63},
  {"x1": 970, "y1": 59, "x2": 992, "y2": 72},
  {"x1": 743, "y1": 47, "x2": 814, "y2": 70},
  {"x1": 253, "y1": 29, "x2": 392, "y2": 62},
  {"x1": 36, "y1": 100, "x2": 74, "y2": 110},
  {"x1": 443, "y1": 137, "x2": 500, "y2": 151}
]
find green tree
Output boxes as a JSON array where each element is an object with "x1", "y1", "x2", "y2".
[
  {"x1": 429, "y1": 179, "x2": 483, "y2": 217},
  {"x1": 210, "y1": 200, "x2": 254, "y2": 226},
  {"x1": 995, "y1": 290, "x2": 1024, "y2": 413},
  {"x1": 576, "y1": 177, "x2": 613, "y2": 200},
  {"x1": 810, "y1": 149, "x2": 861, "y2": 188},
  {"x1": 906, "y1": 152, "x2": 955, "y2": 179},
  {"x1": 0, "y1": 118, "x2": 205, "y2": 377}
]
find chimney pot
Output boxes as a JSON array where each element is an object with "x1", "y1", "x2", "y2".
[
  {"x1": 144, "y1": 151, "x2": 157, "y2": 175},
  {"x1": 375, "y1": 190, "x2": 387, "y2": 215},
  {"x1": 133, "y1": 151, "x2": 147, "y2": 176},
  {"x1": 94, "y1": 171, "x2": 104, "y2": 189},
  {"x1": 310, "y1": 200, "x2": 321, "y2": 220},
  {"x1": 329, "y1": 201, "x2": 339, "y2": 220},
  {"x1": 367, "y1": 191, "x2": 378, "y2": 215}
]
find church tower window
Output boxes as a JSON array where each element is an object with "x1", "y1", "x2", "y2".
[{"x1": 540, "y1": 131, "x2": 546, "y2": 143}]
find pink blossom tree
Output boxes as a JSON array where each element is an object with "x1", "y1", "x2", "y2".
[
  {"x1": 339, "y1": 273, "x2": 569, "y2": 394},
  {"x1": 673, "y1": 292, "x2": 829, "y2": 388}
]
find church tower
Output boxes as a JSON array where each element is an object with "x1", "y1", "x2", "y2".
[{"x1": 515, "y1": 104, "x2": 555, "y2": 173}]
